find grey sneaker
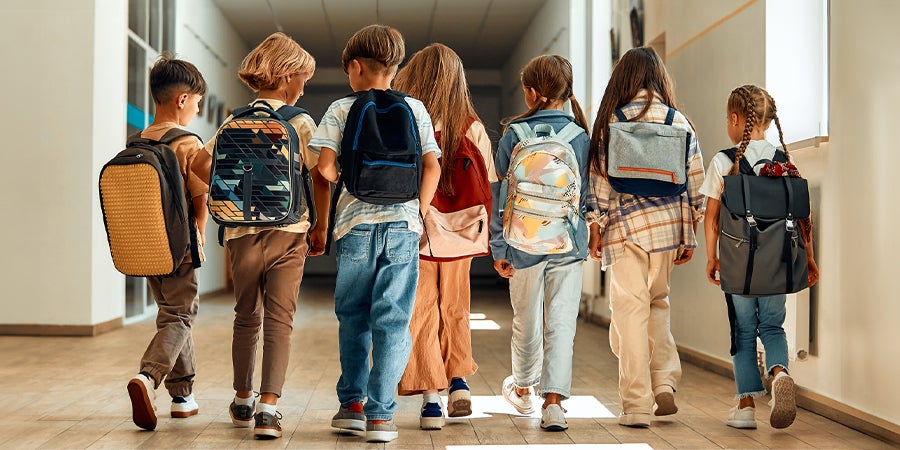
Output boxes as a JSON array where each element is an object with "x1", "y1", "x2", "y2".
[
  {"x1": 540, "y1": 404, "x2": 568, "y2": 431},
  {"x1": 253, "y1": 410, "x2": 282, "y2": 439},
  {"x1": 501, "y1": 375, "x2": 534, "y2": 415},
  {"x1": 366, "y1": 419, "x2": 398, "y2": 443},
  {"x1": 229, "y1": 397, "x2": 256, "y2": 428},
  {"x1": 331, "y1": 402, "x2": 365, "y2": 431}
]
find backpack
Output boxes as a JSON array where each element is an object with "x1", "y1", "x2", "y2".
[
  {"x1": 500, "y1": 122, "x2": 585, "y2": 255},
  {"x1": 208, "y1": 101, "x2": 314, "y2": 231},
  {"x1": 419, "y1": 118, "x2": 491, "y2": 262},
  {"x1": 717, "y1": 147, "x2": 810, "y2": 296},
  {"x1": 99, "y1": 128, "x2": 201, "y2": 276},
  {"x1": 607, "y1": 106, "x2": 691, "y2": 197}
]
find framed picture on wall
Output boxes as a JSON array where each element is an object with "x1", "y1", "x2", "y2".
[{"x1": 207, "y1": 94, "x2": 217, "y2": 123}]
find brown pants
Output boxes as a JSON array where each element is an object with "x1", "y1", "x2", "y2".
[
  {"x1": 227, "y1": 230, "x2": 308, "y2": 397},
  {"x1": 399, "y1": 259, "x2": 478, "y2": 395},
  {"x1": 142, "y1": 261, "x2": 199, "y2": 398}
]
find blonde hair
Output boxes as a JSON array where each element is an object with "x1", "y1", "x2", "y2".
[
  {"x1": 727, "y1": 84, "x2": 788, "y2": 176},
  {"x1": 238, "y1": 32, "x2": 315, "y2": 92},
  {"x1": 342, "y1": 24, "x2": 405, "y2": 76},
  {"x1": 394, "y1": 43, "x2": 480, "y2": 195},
  {"x1": 503, "y1": 55, "x2": 589, "y2": 136}
]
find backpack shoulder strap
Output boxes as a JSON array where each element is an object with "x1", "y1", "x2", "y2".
[
  {"x1": 555, "y1": 122, "x2": 586, "y2": 144},
  {"x1": 614, "y1": 109, "x2": 628, "y2": 122},
  {"x1": 719, "y1": 147, "x2": 755, "y2": 175},
  {"x1": 509, "y1": 122, "x2": 536, "y2": 142},
  {"x1": 773, "y1": 149, "x2": 789, "y2": 163},
  {"x1": 159, "y1": 128, "x2": 201, "y2": 145},
  {"x1": 664, "y1": 107, "x2": 676, "y2": 125},
  {"x1": 276, "y1": 105, "x2": 309, "y2": 121},
  {"x1": 125, "y1": 131, "x2": 147, "y2": 146}
]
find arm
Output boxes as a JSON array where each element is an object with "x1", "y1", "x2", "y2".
[
  {"x1": 419, "y1": 151, "x2": 440, "y2": 216},
  {"x1": 191, "y1": 149, "x2": 212, "y2": 185},
  {"x1": 307, "y1": 166, "x2": 331, "y2": 256},
  {"x1": 802, "y1": 219, "x2": 819, "y2": 287},
  {"x1": 191, "y1": 193, "x2": 209, "y2": 246},
  {"x1": 489, "y1": 132, "x2": 515, "y2": 276},
  {"x1": 317, "y1": 148, "x2": 338, "y2": 183},
  {"x1": 704, "y1": 198, "x2": 721, "y2": 285}
]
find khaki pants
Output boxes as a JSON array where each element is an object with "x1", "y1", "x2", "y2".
[
  {"x1": 142, "y1": 261, "x2": 199, "y2": 398},
  {"x1": 398, "y1": 259, "x2": 478, "y2": 395},
  {"x1": 227, "y1": 230, "x2": 308, "y2": 397},
  {"x1": 608, "y1": 241, "x2": 682, "y2": 415}
]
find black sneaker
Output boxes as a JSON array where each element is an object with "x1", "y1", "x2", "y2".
[
  {"x1": 254, "y1": 411, "x2": 283, "y2": 439},
  {"x1": 229, "y1": 398, "x2": 255, "y2": 428}
]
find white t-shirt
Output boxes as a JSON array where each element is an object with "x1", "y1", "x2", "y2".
[
  {"x1": 434, "y1": 119, "x2": 498, "y2": 183},
  {"x1": 699, "y1": 140, "x2": 779, "y2": 200}
]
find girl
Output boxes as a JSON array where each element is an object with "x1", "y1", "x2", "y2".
[
  {"x1": 394, "y1": 43, "x2": 495, "y2": 430},
  {"x1": 202, "y1": 32, "x2": 330, "y2": 439},
  {"x1": 700, "y1": 84, "x2": 818, "y2": 430},
  {"x1": 491, "y1": 54, "x2": 590, "y2": 432},
  {"x1": 586, "y1": 47, "x2": 705, "y2": 428}
]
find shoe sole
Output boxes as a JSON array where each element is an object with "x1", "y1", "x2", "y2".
[
  {"x1": 127, "y1": 378, "x2": 157, "y2": 431},
  {"x1": 448, "y1": 398, "x2": 472, "y2": 417},
  {"x1": 541, "y1": 422, "x2": 568, "y2": 432},
  {"x1": 254, "y1": 427, "x2": 282, "y2": 439},
  {"x1": 727, "y1": 419, "x2": 758, "y2": 429},
  {"x1": 654, "y1": 392, "x2": 678, "y2": 416},
  {"x1": 331, "y1": 418, "x2": 365, "y2": 431},
  {"x1": 770, "y1": 376, "x2": 796, "y2": 429},
  {"x1": 366, "y1": 431, "x2": 398, "y2": 442},
  {"x1": 420, "y1": 416, "x2": 445, "y2": 430},
  {"x1": 171, "y1": 408, "x2": 199, "y2": 418}
]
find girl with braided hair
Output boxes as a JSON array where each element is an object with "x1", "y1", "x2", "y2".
[{"x1": 700, "y1": 84, "x2": 819, "y2": 430}]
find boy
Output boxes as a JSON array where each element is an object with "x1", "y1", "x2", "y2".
[
  {"x1": 310, "y1": 24, "x2": 441, "y2": 443},
  {"x1": 126, "y1": 55, "x2": 209, "y2": 431}
]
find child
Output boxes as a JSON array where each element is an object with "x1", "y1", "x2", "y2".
[
  {"x1": 200, "y1": 32, "x2": 329, "y2": 439},
  {"x1": 394, "y1": 43, "x2": 495, "y2": 429},
  {"x1": 126, "y1": 54, "x2": 209, "y2": 431},
  {"x1": 586, "y1": 47, "x2": 705, "y2": 428},
  {"x1": 309, "y1": 25, "x2": 441, "y2": 443},
  {"x1": 701, "y1": 84, "x2": 819, "y2": 430},
  {"x1": 491, "y1": 54, "x2": 590, "y2": 432}
]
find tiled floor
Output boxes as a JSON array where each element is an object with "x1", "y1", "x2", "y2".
[{"x1": 0, "y1": 276, "x2": 892, "y2": 449}]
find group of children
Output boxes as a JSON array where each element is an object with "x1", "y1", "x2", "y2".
[{"x1": 124, "y1": 22, "x2": 818, "y2": 443}]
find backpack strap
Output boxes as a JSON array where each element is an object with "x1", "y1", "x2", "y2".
[
  {"x1": 719, "y1": 148, "x2": 756, "y2": 175},
  {"x1": 158, "y1": 128, "x2": 201, "y2": 145},
  {"x1": 509, "y1": 122, "x2": 537, "y2": 142},
  {"x1": 275, "y1": 105, "x2": 309, "y2": 121},
  {"x1": 555, "y1": 122, "x2": 586, "y2": 144}
]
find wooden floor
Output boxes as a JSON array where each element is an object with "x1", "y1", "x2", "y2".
[{"x1": 0, "y1": 276, "x2": 892, "y2": 449}]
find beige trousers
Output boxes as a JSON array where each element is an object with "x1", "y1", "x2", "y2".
[
  {"x1": 398, "y1": 259, "x2": 478, "y2": 395},
  {"x1": 608, "y1": 241, "x2": 682, "y2": 415},
  {"x1": 227, "y1": 230, "x2": 308, "y2": 397}
]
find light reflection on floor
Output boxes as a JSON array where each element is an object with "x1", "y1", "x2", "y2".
[
  {"x1": 443, "y1": 395, "x2": 616, "y2": 420},
  {"x1": 447, "y1": 445, "x2": 653, "y2": 450},
  {"x1": 469, "y1": 312, "x2": 501, "y2": 330}
]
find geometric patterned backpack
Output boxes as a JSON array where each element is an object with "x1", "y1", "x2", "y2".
[{"x1": 208, "y1": 101, "x2": 313, "y2": 230}]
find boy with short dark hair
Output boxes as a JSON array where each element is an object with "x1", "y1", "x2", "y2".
[
  {"x1": 126, "y1": 54, "x2": 209, "y2": 431},
  {"x1": 310, "y1": 24, "x2": 441, "y2": 443}
]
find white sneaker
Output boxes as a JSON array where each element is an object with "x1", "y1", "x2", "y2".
[
  {"x1": 127, "y1": 373, "x2": 157, "y2": 430},
  {"x1": 769, "y1": 371, "x2": 796, "y2": 429},
  {"x1": 618, "y1": 412, "x2": 651, "y2": 428},
  {"x1": 171, "y1": 393, "x2": 199, "y2": 418},
  {"x1": 501, "y1": 375, "x2": 534, "y2": 415},
  {"x1": 540, "y1": 404, "x2": 568, "y2": 431},
  {"x1": 726, "y1": 405, "x2": 757, "y2": 429}
]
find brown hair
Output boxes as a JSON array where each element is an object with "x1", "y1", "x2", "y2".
[
  {"x1": 238, "y1": 32, "x2": 315, "y2": 92},
  {"x1": 589, "y1": 46, "x2": 679, "y2": 176},
  {"x1": 503, "y1": 55, "x2": 589, "y2": 135},
  {"x1": 149, "y1": 52, "x2": 207, "y2": 104},
  {"x1": 342, "y1": 24, "x2": 405, "y2": 76},
  {"x1": 726, "y1": 84, "x2": 789, "y2": 175},
  {"x1": 394, "y1": 43, "x2": 480, "y2": 195}
]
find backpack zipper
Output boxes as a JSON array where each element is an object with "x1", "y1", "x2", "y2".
[{"x1": 721, "y1": 230, "x2": 748, "y2": 247}]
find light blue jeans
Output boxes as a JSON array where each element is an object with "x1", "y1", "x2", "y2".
[
  {"x1": 508, "y1": 257, "x2": 583, "y2": 399},
  {"x1": 731, "y1": 294, "x2": 789, "y2": 398},
  {"x1": 334, "y1": 222, "x2": 419, "y2": 420}
]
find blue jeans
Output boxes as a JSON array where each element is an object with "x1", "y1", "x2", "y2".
[
  {"x1": 508, "y1": 257, "x2": 583, "y2": 399},
  {"x1": 334, "y1": 222, "x2": 419, "y2": 420},
  {"x1": 731, "y1": 294, "x2": 788, "y2": 398}
]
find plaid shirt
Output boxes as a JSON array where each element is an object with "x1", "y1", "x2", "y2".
[{"x1": 585, "y1": 94, "x2": 706, "y2": 267}]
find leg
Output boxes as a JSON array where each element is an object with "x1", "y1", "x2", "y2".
[
  {"x1": 438, "y1": 258, "x2": 478, "y2": 381},
  {"x1": 539, "y1": 257, "x2": 583, "y2": 401},
  {"x1": 227, "y1": 234, "x2": 265, "y2": 394},
  {"x1": 366, "y1": 223, "x2": 419, "y2": 420},
  {"x1": 646, "y1": 249, "x2": 681, "y2": 415},
  {"x1": 756, "y1": 294, "x2": 795, "y2": 428},
  {"x1": 142, "y1": 262, "x2": 199, "y2": 389},
  {"x1": 398, "y1": 260, "x2": 445, "y2": 396},
  {"x1": 730, "y1": 295, "x2": 766, "y2": 400},
  {"x1": 508, "y1": 261, "x2": 547, "y2": 389}
]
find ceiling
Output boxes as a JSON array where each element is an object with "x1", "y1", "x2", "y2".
[{"x1": 210, "y1": 0, "x2": 547, "y2": 70}]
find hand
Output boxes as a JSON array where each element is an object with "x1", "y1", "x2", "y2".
[
  {"x1": 308, "y1": 226, "x2": 327, "y2": 256},
  {"x1": 588, "y1": 228, "x2": 602, "y2": 261},
  {"x1": 706, "y1": 257, "x2": 720, "y2": 286},
  {"x1": 493, "y1": 259, "x2": 514, "y2": 278},
  {"x1": 198, "y1": 230, "x2": 206, "y2": 247},
  {"x1": 674, "y1": 248, "x2": 693, "y2": 265},
  {"x1": 807, "y1": 257, "x2": 819, "y2": 287}
]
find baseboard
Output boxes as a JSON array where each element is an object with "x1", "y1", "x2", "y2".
[
  {"x1": 584, "y1": 313, "x2": 900, "y2": 446},
  {"x1": 0, "y1": 317, "x2": 123, "y2": 337}
]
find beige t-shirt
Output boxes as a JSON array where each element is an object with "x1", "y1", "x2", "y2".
[
  {"x1": 434, "y1": 119, "x2": 498, "y2": 183},
  {"x1": 204, "y1": 99, "x2": 319, "y2": 241},
  {"x1": 140, "y1": 122, "x2": 206, "y2": 262}
]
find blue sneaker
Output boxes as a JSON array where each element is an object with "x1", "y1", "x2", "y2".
[
  {"x1": 449, "y1": 378, "x2": 472, "y2": 417},
  {"x1": 420, "y1": 401, "x2": 445, "y2": 430}
]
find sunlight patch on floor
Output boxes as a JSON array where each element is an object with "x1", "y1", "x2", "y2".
[
  {"x1": 447, "y1": 445, "x2": 653, "y2": 450},
  {"x1": 443, "y1": 395, "x2": 616, "y2": 420}
]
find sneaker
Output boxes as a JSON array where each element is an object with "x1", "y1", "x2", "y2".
[
  {"x1": 253, "y1": 411, "x2": 283, "y2": 439},
  {"x1": 448, "y1": 378, "x2": 472, "y2": 417},
  {"x1": 618, "y1": 412, "x2": 651, "y2": 428},
  {"x1": 540, "y1": 404, "x2": 568, "y2": 431},
  {"x1": 229, "y1": 397, "x2": 256, "y2": 428},
  {"x1": 366, "y1": 419, "x2": 398, "y2": 443},
  {"x1": 726, "y1": 405, "x2": 757, "y2": 429},
  {"x1": 127, "y1": 372, "x2": 157, "y2": 430},
  {"x1": 501, "y1": 375, "x2": 534, "y2": 415},
  {"x1": 769, "y1": 371, "x2": 796, "y2": 428},
  {"x1": 420, "y1": 401, "x2": 445, "y2": 430},
  {"x1": 331, "y1": 402, "x2": 365, "y2": 432},
  {"x1": 654, "y1": 391, "x2": 678, "y2": 416},
  {"x1": 171, "y1": 394, "x2": 199, "y2": 418}
]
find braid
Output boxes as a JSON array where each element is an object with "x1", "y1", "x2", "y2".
[
  {"x1": 731, "y1": 86, "x2": 756, "y2": 175},
  {"x1": 766, "y1": 92, "x2": 790, "y2": 160}
]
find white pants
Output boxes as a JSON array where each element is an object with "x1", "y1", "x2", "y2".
[{"x1": 608, "y1": 241, "x2": 682, "y2": 415}]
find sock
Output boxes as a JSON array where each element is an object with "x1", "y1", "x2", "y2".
[
  {"x1": 423, "y1": 392, "x2": 440, "y2": 404},
  {"x1": 234, "y1": 395, "x2": 255, "y2": 406},
  {"x1": 257, "y1": 402, "x2": 277, "y2": 415}
]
